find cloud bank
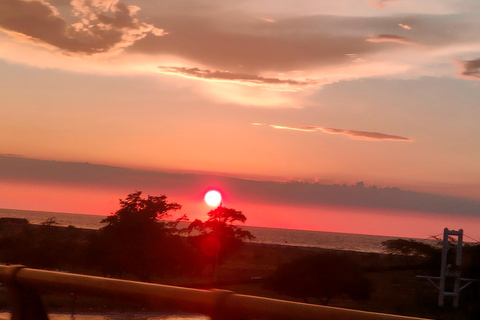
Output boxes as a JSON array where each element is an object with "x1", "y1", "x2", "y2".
[
  {"x1": 1, "y1": 1, "x2": 475, "y2": 86},
  {"x1": 0, "y1": 155, "x2": 478, "y2": 216},
  {"x1": 0, "y1": 0, "x2": 479, "y2": 111},
  {"x1": 264, "y1": 124, "x2": 412, "y2": 141}
]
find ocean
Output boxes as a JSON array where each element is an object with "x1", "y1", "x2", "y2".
[{"x1": 0, "y1": 208, "x2": 407, "y2": 253}]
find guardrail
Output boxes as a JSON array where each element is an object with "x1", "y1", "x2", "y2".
[{"x1": 0, "y1": 265, "x2": 429, "y2": 320}]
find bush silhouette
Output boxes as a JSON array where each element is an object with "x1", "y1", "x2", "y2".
[{"x1": 268, "y1": 252, "x2": 373, "y2": 305}]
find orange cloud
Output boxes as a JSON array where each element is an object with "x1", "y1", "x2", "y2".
[
  {"x1": 269, "y1": 125, "x2": 318, "y2": 132},
  {"x1": 370, "y1": 0, "x2": 399, "y2": 9},
  {"x1": 257, "y1": 123, "x2": 412, "y2": 141},
  {"x1": 398, "y1": 24, "x2": 411, "y2": 30},
  {"x1": 261, "y1": 18, "x2": 275, "y2": 23},
  {"x1": 157, "y1": 66, "x2": 317, "y2": 89},
  {"x1": 367, "y1": 34, "x2": 413, "y2": 45},
  {"x1": 0, "y1": 0, "x2": 165, "y2": 55}
]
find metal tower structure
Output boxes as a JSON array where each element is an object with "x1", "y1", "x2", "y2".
[
  {"x1": 439, "y1": 228, "x2": 463, "y2": 307},
  {"x1": 418, "y1": 228, "x2": 477, "y2": 307}
]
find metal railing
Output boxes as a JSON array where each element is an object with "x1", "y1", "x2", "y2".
[{"x1": 0, "y1": 265, "x2": 429, "y2": 320}]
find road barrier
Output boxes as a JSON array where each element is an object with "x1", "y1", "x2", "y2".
[{"x1": 0, "y1": 265, "x2": 429, "y2": 320}]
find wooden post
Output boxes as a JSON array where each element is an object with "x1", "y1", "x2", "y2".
[
  {"x1": 438, "y1": 228, "x2": 448, "y2": 306},
  {"x1": 4, "y1": 265, "x2": 49, "y2": 320},
  {"x1": 453, "y1": 229, "x2": 463, "y2": 307}
]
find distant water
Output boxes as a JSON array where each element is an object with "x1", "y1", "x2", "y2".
[
  {"x1": 0, "y1": 208, "x2": 105, "y2": 229},
  {"x1": 0, "y1": 208, "x2": 405, "y2": 253}
]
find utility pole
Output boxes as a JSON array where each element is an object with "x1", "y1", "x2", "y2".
[
  {"x1": 438, "y1": 228, "x2": 463, "y2": 307},
  {"x1": 417, "y1": 228, "x2": 477, "y2": 307}
]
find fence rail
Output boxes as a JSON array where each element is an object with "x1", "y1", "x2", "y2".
[{"x1": 0, "y1": 265, "x2": 428, "y2": 320}]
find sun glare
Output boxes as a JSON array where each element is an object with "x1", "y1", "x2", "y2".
[{"x1": 205, "y1": 190, "x2": 222, "y2": 207}]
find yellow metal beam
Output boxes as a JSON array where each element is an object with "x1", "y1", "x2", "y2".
[{"x1": 0, "y1": 265, "x2": 430, "y2": 320}]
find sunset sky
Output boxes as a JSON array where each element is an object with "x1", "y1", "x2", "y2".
[{"x1": 1, "y1": 0, "x2": 480, "y2": 239}]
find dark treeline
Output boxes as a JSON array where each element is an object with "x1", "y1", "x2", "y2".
[
  {"x1": 0, "y1": 191, "x2": 254, "y2": 283},
  {"x1": 0, "y1": 188, "x2": 376, "y2": 309},
  {"x1": 0, "y1": 215, "x2": 375, "y2": 307},
  {"x1": 0, "y1": 218, "x2": 95, "y2": 272},
  {"x1": 265, "y1": 251, "x2": 374, "y2": 305}
]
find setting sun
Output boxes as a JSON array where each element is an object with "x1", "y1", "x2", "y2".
[{"x1": 204, "y1": 190, "x2": 222, "y2": 207}]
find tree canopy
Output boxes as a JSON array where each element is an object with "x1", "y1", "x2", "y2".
[
  {"x1": 187, "y1": 206, "x2": 255, "y2": 261},
  {"x1": 101, "y1": 191, "x2": 183, "y2": 229},
  {"x1": 96, "y1": 191, "x2": 186, "y2": 281},
  {"x1": 381, "y1": 239, "x2": 439, "y2": 258}
]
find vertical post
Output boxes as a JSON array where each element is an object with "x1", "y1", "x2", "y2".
[
  {"x1": 438, "y1": 228, "x2": 449, "y2": 307},
  {"x1": 70, "y1": 293, "x2": 77, "y2": 317},
  {"x1": 213, "y1": 249, "x2": 219, "y2": 286},
  {"x1": 456, "y1": 229, "x2": 463, "y2": 266},
  {"x1": 453, "y1": 229, "x2": 463, "y2": 307},
  {"x1": 209, "y1": 289, "x2": 244, "y2": 320},
  {"x1": 5, "y1": 266, "x2": 49, "y2": 320}
]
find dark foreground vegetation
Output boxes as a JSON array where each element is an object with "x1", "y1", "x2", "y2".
[
  {"x1": 0, "y1": 191, "x2": 254, "y2": 282},
  {"x1": 1, "y1": 192, "x2": 480, "y2": 319}
]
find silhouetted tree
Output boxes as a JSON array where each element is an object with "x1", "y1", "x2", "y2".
[
  {"x1": 381, "y1": 239, "x2": 442, "y2": 271},
  {"x1": 381, "y1": 239, "x2": 439, "y2": 258},
  {"x1": 96, "y1": 191, "x2": 186, "y2": 281},
  {"x1": 187, "y1": 206, "x2": 254, "y2": 268},
  {"x1": 41, "y1": 217, "x2": 58, "y2": 226},
  {"x1": 268, "y1": 252, "x2": 373, "y2": 305}
]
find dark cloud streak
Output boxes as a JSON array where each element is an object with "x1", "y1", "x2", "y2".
[
  {"x1": 320, "y1": 127, "x2": 412, "y2": 141},
  {"x1": 267, "y1": 124, "x2": 412, "y2": 141},
  {"x1": 1, "y1": 155, "x2": 477, "y2": 216},
  {"x1": 157, "y1": 66, "x2": 317, "y2": 87},
  {"x1": 459, "y1": 58, "x2": 480, "y2": 80}
]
